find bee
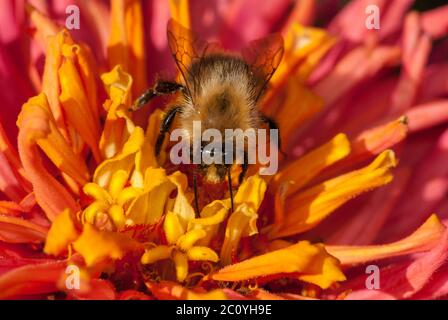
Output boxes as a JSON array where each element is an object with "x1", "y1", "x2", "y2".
[{"x1": 132, "y1": 19, "x2": 284, "y2": 214}]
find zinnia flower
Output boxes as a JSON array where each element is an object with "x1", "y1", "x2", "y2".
[{"x1": 0, "y1": 0, "x2": 447, "y2": 300}]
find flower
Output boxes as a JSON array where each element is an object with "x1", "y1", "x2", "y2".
[{"x1": 0, "y1": 0, "x2": 447, "y2": 300}]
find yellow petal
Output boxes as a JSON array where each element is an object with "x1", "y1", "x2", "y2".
[
  {"x1": 164, "y1": 211, "x2": 185, "y2": 245},
  {"x1": 141, "y1": 246, "x2": 172, "y2": 265},
  {"x1": 83, "y1": 201, "x2": 109, "y2": 225},
  {"x1": 188, "y1": 200, "x2": 230, "y2": 247},
  {"x1": 269, "y1": 150, "x2": 397, "y2": 239},
  {"x1": 83, "y1": 183, "x2": 112, "y2": 203},
  {"x1": 177, "y1": 229, "x2": 207, "y2": 251},
  {"x1": 109, "y1": 204, "x2": 126, "y2": 229},
  {"x1": 168, "y1": 171, "x2": 195, "y2": 226},
  {"x1": 212, "y1": 241, "x2": 345, "y2": 289},
  {"x1": 187, "y1": 247, "x2": 219, "y2": 262},
  {"x1": 173, "y1": 251, "x2": 189, "y2": 282},
  {"x1": 220, "y1": 203, "x2": 259, "y2": 266},
  {"x1": 272, "y1": 133, "x2": 351, "y2": 197},
  {"x1": 116, "y1": 187, "x2": 142, "y2": 206},
  {"x1": 234, "y1": 174, "x2": 267, "y2": 211},
  {"x1": 94, "y1": 126, "x2": 144, "y2": 188},
  {"x1": 108, "y1": 170, "x2": 129, "y2": 199},
  {"x1": 127, "y1": 168, "x2": 176, "y2": 224},
  {"x1": 73, "y1": 224, "x2": 141, "y2": 266},
  {"x1": 189, "y1": 200, "x2": 229, "y2": 228},
  {"x1": 327, "y1": 214, "x2": 446, "y2": 265},
  {"x1": 44, "y1": 209, "x2": 79, "y2": 256},
  {"x1": 131, "y1": 110, "x2": 164, "y2": 186}
]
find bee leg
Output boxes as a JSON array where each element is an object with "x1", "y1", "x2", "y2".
[
  {"x1": 131, "y1": 81, "x2": 184, "y2": 111},
  {"x1": 238, "y1": 151, "x2": 249, "y2": 185},
  {"x1": 260, "y1": 115, "x2": 286, "y2": 157},
  {"x1": 227, "y1": 168, "x2": 234, "y2": 212},
  {"x1": 193, "y1": 171, "x2": 200, "y2": 215},
  {"x1": 155, "y1": 106, "x2": 182, "y2": 157}
]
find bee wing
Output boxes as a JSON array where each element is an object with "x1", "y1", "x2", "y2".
[
  {"x1": 242, "y1": 33, "x2": 284, "y2": 101},
  {"x1": 167, "y1": 19, "x2": 218, "y2": 95}
]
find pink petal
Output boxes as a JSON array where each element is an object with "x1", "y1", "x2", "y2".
[
  {"x1": 421, "y1": 5, "x2": 448, "y2": 39},
  {"x1": 341, "y1": 229, "x2": 448, "y2": 299},
  {"x1": 406, "y1": 100, "x2": 448, "y2": 132},
  {"x1": 379, "y1": 128, "x2": 448, "y2": 242},
  {"x1": 326, "y1": 167, "x2": 411, "y2": 245}
]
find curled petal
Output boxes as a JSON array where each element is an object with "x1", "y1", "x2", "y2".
[
  {"x1": 220, "y1": 204, "x2": 259, "y2": 266},
  {"x1": 234, "y1": 174, "x2": 267, "y2": 211},
  {"x1": 100, "y1": 65, "x2": 134, "y2": 159},
  {"x1": 59, "y1": 43, "x2": 101, "y2": 162},
  {"x1": 17, "y1": 94, "x2": 82, "y2": 220},
  {"x1": 126, "y1": 168, "x2": 175, "y2": 224},
  {"x1": 94, "y1": 126, "x2": 144, "y2": 188},
  {"x1": 212, "y1": 241, "x2": 345, "y2": 289}
]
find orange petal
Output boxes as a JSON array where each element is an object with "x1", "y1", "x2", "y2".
[
  {"x1": 169, "y1": 0, "x2": 191, "y2": 28},
  {"x1": 17, "y1": 94, "x2": 83, "y2": 220},
  {"x1": 326, "y1": 214, "x2": 446, "y2": 266},
  {"x1": 44, "y1": 209, "x2": 80, "y2": 256},
  {"x1": 73, "y1": 224, "x2": 142, "y2": 266},
  {"x1": 269, "y1": 150, "x2": 397, "y2": 239},
  {"x1": 108, "y1": 0, "x2": 147, "y2": 96},
  {"x1": 59, "y1": 43, "x2": 101, "y2": 162},
  {"x1": 42, "y1": 31, "x2": 73, "y2": 138},
  {"x1": 272, "y1": 133, "x2": 350, "y2": 197},
  {"x1": 321, "y1": 118, "x2": 408, "y2": 180},
  {"x1": 0, "y1": 121, "x2": 29, "y2": 189},
  {"x1": 0, "y1": 215, "x2": 48, "y2": 243},
  {"x1": 263, "y1": 78, "x2": 324, "y2": 147},
  {"x1": 269, "y1": 23, "x2": 335, "y2": 88},
  {"x1": 212, "y1": 241, "x2": 345, "y2": 289}
]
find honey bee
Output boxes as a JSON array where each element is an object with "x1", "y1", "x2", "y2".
[{"x1": 132, "y1": 19, "x2": 284, "y2": 213}]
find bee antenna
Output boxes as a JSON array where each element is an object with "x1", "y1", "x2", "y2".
[
  {"x1": 193, "y1": 172, "x2": 200, "y2": 216},
  {"x1": 227, "y1": 169, "x2": 234, "y2": 212}
]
